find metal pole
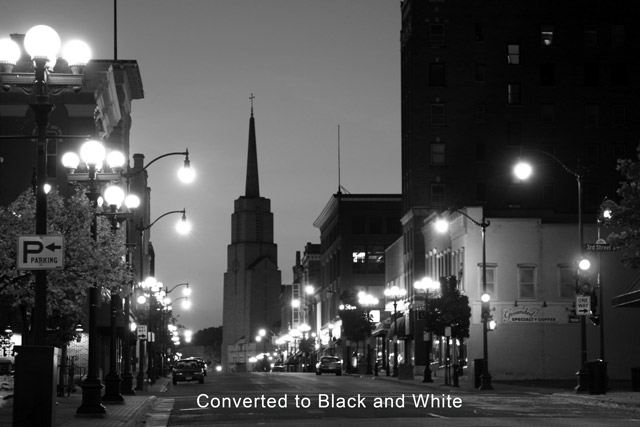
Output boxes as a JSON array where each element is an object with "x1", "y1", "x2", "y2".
[
  {"x1": 479, "y1": 219, "x2": 493, "y2": 390},
  {"x1": 576, "y1": 176, "x2": 588, "y2": 392},
  {"x1": 423, "y1": 289, "x2": 433, "y2": 383},
  {"x1": 31, "y1": 95, "x2": 53, "y2": 346},
  {"x1": 392, "y1": 300, "x2": 398, "y2": 377},
  {"x1": 136, "y1": 226, "x2": 146, "y2": 390},
  {"x1": 77, "y1": 170, "x2": 106, "y2": 415}
]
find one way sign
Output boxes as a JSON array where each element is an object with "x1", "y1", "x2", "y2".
[{"x1": 17, "y1": 235, "x2": 64, "y2": 270}]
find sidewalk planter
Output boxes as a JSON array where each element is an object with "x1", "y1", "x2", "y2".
[{"x1": 398, "y1": 365, "x2": 413, "y2": 380}]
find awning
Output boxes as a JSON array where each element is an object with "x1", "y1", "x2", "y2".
[
  {"x1": 371, "y1": 320, "x2": 389, "y2": 337},
  {"x1": 388, "y1": 316, "x2": 406, "y2": 339},
  {"x1": 612, "y1": 272, "x2": 640, "y2": 308}
]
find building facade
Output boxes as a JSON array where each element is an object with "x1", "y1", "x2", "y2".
[
  {"x1": 222, "y1": 106, "x2": 282, "y2": 372},
  {"x1": 313, "y1": 193, "x2": 402, "y2": 371},
  {"x1": 393, "y1": 0, "x2": 640, "y2": 380}
]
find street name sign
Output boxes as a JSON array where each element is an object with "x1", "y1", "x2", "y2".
[
  {"x1": 576, "y1": 295, "x2": 591, "y2": 316},
  {"x1": 584, "y1": 243, "x2": 616, "y2": 252},
  {"x1": 17, "y1": 235, "x2": 64, "y2": 270}
]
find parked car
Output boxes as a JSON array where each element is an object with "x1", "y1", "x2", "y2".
[
  {"x1": 315, "y1": 356, "x2": 342, "y2": 375},
  {"x1": 172, "y1": 359, "x2": 204, "y2": 385},
  {"x1": 271, "y1": 362, "x2": 285, "y2": 372}
]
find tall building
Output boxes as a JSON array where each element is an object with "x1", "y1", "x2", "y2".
[
  {"x1": 222, "y1": 103, "x2": 282, "y2": 372},
  {"x1": 313, "y1": 193, "x2": 402, "y2": 371},
  {"x1": 391, "y1": 0, "x2": 640, "y2": 380}
]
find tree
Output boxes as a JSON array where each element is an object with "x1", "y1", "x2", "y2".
[
  {"x1": 0, "y1": 186, "x2": 133, "y2": 347},
  {"x1": 424, "y1": 276, "x2": 471, "y2": 340},
  {"x1": 601, "y1": 145, "x2": 640, "y2": 269}
]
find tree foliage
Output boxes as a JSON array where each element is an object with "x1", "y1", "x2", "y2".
[
  {"x1": 424, "y1": 276, "x2": 471, "y2": 339},
  {"x1": 0, "y1": 186, "x2": 133, "y2": 347},
  {"x1": 338, "y1": 290, "x2": 371, "y2": 342},
  {"x1": 602, "y1": 145, "x2": 640, "y2": 269}
]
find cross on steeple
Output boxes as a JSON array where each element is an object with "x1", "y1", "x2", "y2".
[{"x1": 250, "y1": 93, "x2": 255, "y2": 117}]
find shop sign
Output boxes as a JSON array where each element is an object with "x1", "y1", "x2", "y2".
[{"x1": 502, "y1": 306, "x2": 558, "y2": 323}]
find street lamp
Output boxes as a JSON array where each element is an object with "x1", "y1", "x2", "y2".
[
  {"x1": 63, "y1": 138, "x2": 135, "y2": 407},
  {"x1": 1, "y1": 26, "x2": 90, "y2": 348},
  {"x1": 384, "y1": 285, "x2": 406, "y2": 377},
  {"x1": 436, "y1": 210, "x2": 492, "y2": 390},
  {"x1": 413, "y1": 277, "x2": 440, "y2": 382},
  {"x1": 514, "y1": 151, "x2": 587, "y2": 391},
  {"x1": 135, "y1": 210, "x2": 190, "y2": 390},
  {"x1": 358, "y1": 292, "x2": 379, "y2": 375}
]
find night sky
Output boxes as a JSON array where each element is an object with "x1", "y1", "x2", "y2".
[{"x1": 0, "y1": 1, "x2": 401, "y2": 332}]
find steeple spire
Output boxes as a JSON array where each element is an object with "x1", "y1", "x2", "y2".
[{"x1": 245, "y1": 93, "x2": 260, "y2": 197}]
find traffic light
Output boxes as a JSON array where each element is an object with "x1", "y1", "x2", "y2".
[
  {"x1": 576, "y1": 257, "x2": 594, "y2": 295},
  {"x1": 589, "y1": 289, "x2": 600, "y2": 325},
  {"x1": 481, "y1": 293, "x2": 491, "y2": 322}
]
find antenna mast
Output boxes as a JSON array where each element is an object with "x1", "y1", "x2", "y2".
[{"x1": 338, "y1": 125, "x2": 341, "y2": 194}]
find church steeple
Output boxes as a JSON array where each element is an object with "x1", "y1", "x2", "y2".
[{"x1": 245, "y1": 93, "x2": 260, "y2": 198}]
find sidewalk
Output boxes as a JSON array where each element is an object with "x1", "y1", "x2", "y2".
[
  {"x1": 354, "y1": 369, "x2": 640, "y2": 409},
  {"x1": 0, "y1": 377, "x2": 170, "y2": 427}
]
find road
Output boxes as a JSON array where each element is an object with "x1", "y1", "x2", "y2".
[{"x1": 158, "y1": 372, "x2": 640, "y2": 426}]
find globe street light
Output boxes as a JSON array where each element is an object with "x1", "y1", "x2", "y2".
[
  {"x1": 514, "y1": 151, "x2": 587, "y2": 391},
  {"x1": 384, "y1": 285, "x2": 406, "y2": 377},
  {"x1": 413, "y1": 277, "x2": 440, "y2": 382},
  {"x1": 1, "y1": 26, "x2": 90, "y2": 352}
]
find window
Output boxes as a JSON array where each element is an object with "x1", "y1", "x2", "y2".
[
  {"x1": 429, "y1": 63, "x2": 445, "y2": 86},
  {"x1": 430, "y1": 183, "x2": 446, "y2": 207},
  {"x1": 611, "y1": 25, "x2": 625, "y2": 47},
  {"x1": 352, "y1": 216, "x2": 365, "y2": 234},
  {"x1": 430, "y1": 143, "x2": 446, "y2": 165},
  {"x1": 479, "y1": 264, "x2": 496, "y2": 296},
  {"x1": 369, "y1": 216, "x2": 383, "y2": 234},
  {"x1": 507, "y1": 44, "x2": 520, "y2": 64},
  {"x1": 507, "y1": 83, "x2": 521, "y2": 104},
  {"x1": 430, "y1": 104, "x2": 446, "y2": 126},
  {"x1": 541, "y1": 104, "x2": 555, "y2": 125},
  {"x1": 584, "y1": 25, "x2": 598, "y2": 47},
  {"x1": 352, "y1": 245, "x2": 384, "y2": 274},
  {"x1": 518, "y1": 265, "x2": 536, "y2": 299},
  {"x1": 541, "y1": 25, "x2": 554, "y2": 46},
  {"x1": 429, "y1": 24, "x2": 445, "y2": 46},
  {"x1": 475, "y1": 23, "x2": 484, "y2": 42},
  {"x1": 558, "y1": 264, "x2": 575, "y2": 299},
  {"x1": 540, "y1": 63, "x2": 555, "y2": 86},
  {"x1": 585, "y1": 104, "x2": 599, "y2": 127}
]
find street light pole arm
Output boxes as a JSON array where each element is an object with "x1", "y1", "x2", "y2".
[
  {"x1": 167, "y1": 282, "x2": 189, "y2": 294},
  {"x1": 138, "y1": 209, "x2": 186, "y2": 232},
  {"x1": 522, "y1": 148, "x2": 582, "y2": 181},
  {"x1": 451, "y1": 209, "x2": 490, "y2": 231},
  {"x1": 123, "y1": 150, "x2": 189, "y2": 179}
]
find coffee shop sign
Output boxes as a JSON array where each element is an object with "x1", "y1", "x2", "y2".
[{"x1": 502, "y1": 306, "x2": 558, "y2": 323}]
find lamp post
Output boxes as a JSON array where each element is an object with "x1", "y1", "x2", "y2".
[
  {"x1": 64, "y1": 139, "x2": 134, "y2": 410},
  {"x1": 135, "y1": 210, "x2": 190, "y2": 390},
  {"x1": 358, "y1": 292, "x2": 379, "y2": 375},
  {"x1": 514, "y1": 151, "x2": 586, "y2": 392},
  {"x1": 436, "y1": 210, "x2": 492, "y2": 389},
  {"x1": 1, "y1": 26, "x2": 90, "y2": 347},
  {"x1": 413, "y1": 277, "x2": 440, "y2": 383},
  {"x1": 384, "y1": 285, "x2": 406, "y2": 377}
]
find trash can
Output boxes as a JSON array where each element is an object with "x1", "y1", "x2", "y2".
[
  {"x1": 587, "y1": 360, "x2": 607, "y2": 395},
  {"x1": 631, "y1": 367, "x2": 640, "y2": 392},
  {"x1": 474, "y1": 359, "x2": 484, "y2": 389}
]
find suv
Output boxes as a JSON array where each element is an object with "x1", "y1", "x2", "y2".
[
  {"x1": 172, "y1": 359, "x2": 205, "y2": 385},
  {"x1": 315, "y1": 356, "x2": 342, "y2": 376}
]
